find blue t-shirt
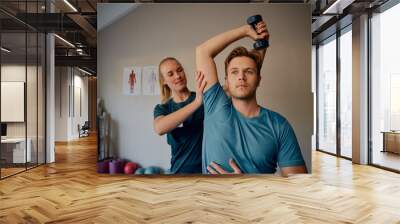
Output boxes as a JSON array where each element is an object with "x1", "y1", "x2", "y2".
[
  {"x1": 154, "y1": 92, "x2": 204, "y2": 174},
  {"x1": 202, "y1": 83, "x2": 305, "y2": 173}
]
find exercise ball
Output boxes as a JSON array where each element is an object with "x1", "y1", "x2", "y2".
[
  {"x1": 97, "y1": 160, "x2": 109, "y2": 174},
  {"x1": 124, "y1": 162, "x2": 138, "y2": 174},
  {"x1": 109, "y1": 159, "x2": 125, "y2": 174},
  {"x1": 135, "y1": 168, "x2": 145, "y2": 175},
  {"x1": 144, "y1": 166, "x2": 162, "y2": 174}
]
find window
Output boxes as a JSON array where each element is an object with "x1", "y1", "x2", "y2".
[
  {"x1": 340, "y1": 27, "x2": 352, "y2": 158},
  {"x1": 0, "y1": 1, "x2": 47, "y2": 179},
  {"x1": 317, "y1": 35, "x2": 337, "y2": 154},
  {"x1": 370, "y1": 2, "x2": 400, "y2": 171}
]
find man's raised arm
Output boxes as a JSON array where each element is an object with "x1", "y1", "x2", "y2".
[
  {"x1": 253, "y1": 21, "x2": 269, "y2": 65},
  {"x1": 196, "y1": 25, "x2": 266, "y2": 91}
]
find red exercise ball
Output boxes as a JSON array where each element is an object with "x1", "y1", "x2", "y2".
[{"x1": 124, "y1": 162, "x2": 138, "y2": 174}]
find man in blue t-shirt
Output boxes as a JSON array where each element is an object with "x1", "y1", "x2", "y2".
[{"x1": 195, "y1": 20, "x2": 307, "y2": 175}]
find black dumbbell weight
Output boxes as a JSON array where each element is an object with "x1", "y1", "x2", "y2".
[{"x1": 246, "y1": 15, "x2": 269, "y2": 50}]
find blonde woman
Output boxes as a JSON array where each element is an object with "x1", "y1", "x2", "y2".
[{"x1": 153, "y1": 57, "x2": 206, "y2": 174}]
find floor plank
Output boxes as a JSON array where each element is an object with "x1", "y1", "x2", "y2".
[{"x1": 0, "y1": 135, "x2": 399, "y2": 223}]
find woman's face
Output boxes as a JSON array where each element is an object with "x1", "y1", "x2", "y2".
[{"x1": 160, "y1": 59, "x2": 187, "y2": 92}]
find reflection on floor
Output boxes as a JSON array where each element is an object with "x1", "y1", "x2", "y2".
[
  {"x1": 373, "y1": 150, "x2": 400, "y2": 171},
  {"x1": 0, "y1": 167, "x2": 25, "y2": 177},
  {"x1": 0, "y1": 163, "x2": 40, "y2": 178}
]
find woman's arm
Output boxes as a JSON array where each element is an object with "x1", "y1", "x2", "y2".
[{"x1": 153, "y1": 72, "x2": 207, "y2": 135}]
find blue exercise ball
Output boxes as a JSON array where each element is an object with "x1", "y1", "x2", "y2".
[
  {"x1": 134, "y1": 168, "x2": 145, "y2": 175},
  {"x1": 144, "y1": 166, "x2": 162, "y2": 174}
]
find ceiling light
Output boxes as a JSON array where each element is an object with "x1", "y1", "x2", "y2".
[
  {"x1": 1, "y1": 47, "x2": 11, "y2": 53},
  {"x1": 63, "y1": 0, "x2": 78, "y2": 12},
  {"x1": 78, "y1": 67, "x2": 92, "y2": 76},
  {"x1": 54, "y1": 34, "x2": 75, "y2": 48},
  {"x1": 322, "y1": 0, "x2": 355, "y2": 15}
]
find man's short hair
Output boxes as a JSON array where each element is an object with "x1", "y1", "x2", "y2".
[{"x1": 224, "y1": 46, "x2": 262, "y2": 77}]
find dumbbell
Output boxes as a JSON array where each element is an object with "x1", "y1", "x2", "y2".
[{"x1": 246, "y1": 15, "x2": 269, "y2": 50}]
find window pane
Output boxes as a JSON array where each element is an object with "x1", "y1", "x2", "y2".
[
  {"x1": 27, "y1": 31, "x2": 38, "y2": 169},
  {"x1": 1, "y1": 31, "x2": 27, "y2": 177},
  {"x1": 318, "y1": 36, "x2": 337, "y2": 154},
  {"x1": 371, "y1": 3, "x2": 400, "y2": 171},
  {"x1": 340, "y1": 28, "x2": 352, "y2": 158}
]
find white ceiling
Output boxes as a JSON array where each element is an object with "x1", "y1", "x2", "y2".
[{"x1": 97, "y1": 3, "x2": 141, "y2": 32}]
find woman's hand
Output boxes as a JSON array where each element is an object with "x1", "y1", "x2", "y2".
[{"x1": 194, "y1": 71, "x2": 207, "y2": 107}]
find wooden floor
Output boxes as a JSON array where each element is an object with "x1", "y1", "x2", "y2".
[
  {"x1": 0, "y1": 167, "x2": 26, "y2": 178},
  {"x1": 1, "y1": 135, "x2": 400, "y2": 223},
  {"x1": 1, "y1": 163, "x2": 46, "y2": 178}
]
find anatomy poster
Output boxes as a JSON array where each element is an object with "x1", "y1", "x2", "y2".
[
  {"x1": 142, "y1": 66, "x2": 160, "y2": 95},
  {"x1": 123, "y1": 66, "x2": 141, "y2": 95}
]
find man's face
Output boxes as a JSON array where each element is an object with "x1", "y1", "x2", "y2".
[
  {"x1": 225, "y1": 56, "x2": 260, "y2": 100},
  {"x1": 160, "y1": 60, "x2": 187, "y2": 92}
]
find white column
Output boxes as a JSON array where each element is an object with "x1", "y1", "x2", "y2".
[
  {"x1": 46, "y1": 1, "x2": 56, "y2": 163},
  {"x1": 46, "y1": 33, "x2": 55, "y2": 163}
]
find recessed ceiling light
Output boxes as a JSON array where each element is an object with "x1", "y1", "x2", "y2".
[
  {"x1": 78, "y1": 67, "x2": 92, "y2": 76},
  {"x1": 1, "y1": 47, "x2": 11, "y2": 53},
  {"x1": 323, "y1": 0, "x2": 354, "y2": 15},
  {"x1": 54, "y1": 34, "x2": 75, "y2": 48},
  {"x1": 63, "y1": 0, "x2": 78, "y2": 12}
]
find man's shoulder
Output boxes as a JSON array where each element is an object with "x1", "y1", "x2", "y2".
[
  {"x1": 260, "y1": 107, "x2": 287, "y2": 121},
  {"x1": 260, "y1": 107, "x2": 288, "y2": 125},
  {"x1": 203, "y1": 82, "x2": 222, "y2": 96},
  {"x1": 203, "y1": 82, "x2": 232, "y2": 115}
]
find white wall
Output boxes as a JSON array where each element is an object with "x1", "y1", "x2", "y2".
[
  {"x1": 72, "y1": 71, "x2": 89, "y2": 139},
  {"x1": 97, "y1": 3, "x2": 140, "y2": 32},
  {"x1": 55, "y1": 67, "x2": 68, "y2": 141},
  {"x1": 55, "y1": 67, "x2": 89, "y2": 141},
  {"x1": 1, "y1": 65, "x2": 38, "y2": 137},
  {"x1": 98, "y1": 4, "x2": 313, "y2": 171}
]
